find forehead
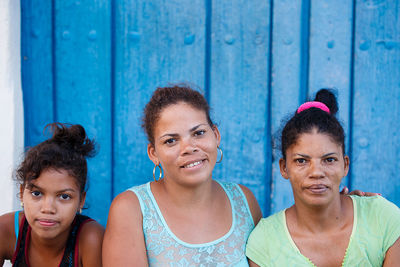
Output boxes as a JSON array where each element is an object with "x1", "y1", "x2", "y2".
[
  {"x1": 289, "y1": 130, "x2": 342, "y2": 154},
  {"x1": 28, "y1": 169, "x2": 80, "y2": 190},
  {"x1": 155, "y1": 103, "x2": 208, "y2": 129}
]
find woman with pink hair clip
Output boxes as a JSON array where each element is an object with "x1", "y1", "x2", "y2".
[{"x1": 246, "y1": 89, "x2": 400, "y2": 266}]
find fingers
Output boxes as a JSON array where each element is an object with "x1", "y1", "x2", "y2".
[
  {"x1": 340, "y1": 186, "x2": 349, "y2": 195},
  {"x1": 348, "y1": 190, "x2": 381, "y2": 196},
  {"x1": 363, "y1": 192, "x2": 381, "y2": 196},
  {"x1": 348, "y1": 190, "x2": 365, "y2": 196}
]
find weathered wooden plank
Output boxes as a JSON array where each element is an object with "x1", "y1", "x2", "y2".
[
  {"x1": 308, "y1": 0, "x2": 354, "y2": 188},
  {"x1": 269, "y1": 0, "x2": 302, "y2": 214},
  {"x1": 21, "y1": 1, "x2": 54, "y2": 147},
  {"x1": 112, "y1": 0, "x2": 207, "y2": 195},
  {"x1": 53, "y1": 0, "x2": 112, "y2": 225},
  {"x1": 351, "y1": 0, "x2": 400, "y2": 206},
  {"x1": 209, "y1": 0, "x2": 272, "y2": 215},
  {"x1": 21, "y1": 0, "x2": 400, "y2": 224}
]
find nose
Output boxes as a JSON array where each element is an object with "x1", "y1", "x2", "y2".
[
  {"x1": 309, "y1": 160, "x2": 324, "y2": 178},
  {"x1": 41, "y1": 196, "x2": 56, "y2": 214},
  {"x1": 180, "y1": 137, "x2": 198, "y2": 155}
]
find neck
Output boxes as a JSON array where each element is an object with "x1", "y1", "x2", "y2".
[
  {"x1": 155, "y1": 177, "x2": 216, "y2": 209},
  {"x1": 290, "y1": 194, "x2": 350, "y2": 233},
  {"x1": 29, "y1": 225, "x2": 70, "y2": 255}
]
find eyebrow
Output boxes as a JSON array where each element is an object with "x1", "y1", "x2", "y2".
[
  {"x1": 158, "y1": 123, "x2": 208, "y2": 140},
  {"x1": 295, "y1": 152, "x2": 338, "y2": 158},
  {"x1": 189, "y1": 124, "x2": 207, "y2": 132},
  {"x1": 322, "y1": 152, "x2": 338, "y2": 157},
  {"x1": 28, "y1": 184, "x2": 77, "y2": 194}
]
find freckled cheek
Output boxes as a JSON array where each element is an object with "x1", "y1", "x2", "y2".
[
  {"x1": 325, "y1": 168, "x2": 343, "y2": 178},
  {"x1": 59, "y1": 203, "x2": 80, "y2": 218},
  {"x1": 288, "y1": 167, "x2": 307, "y2": 177},
  {"x1": 22, "y1": 197, "x2": 39, "y2": 212},
  {"x1": 209, "y1": 147, "x2": 218, "y2": 161},
  {"x1": 159, "y1": 150, "x2": 179, "y2": 164}
]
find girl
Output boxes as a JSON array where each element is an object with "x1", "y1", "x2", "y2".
[
  {"x1": 246, "y1": 89, "x2": 400, "y2": 266},
  {"x1": 0, "y1": 123, "x2": 104, "y2": 267}
]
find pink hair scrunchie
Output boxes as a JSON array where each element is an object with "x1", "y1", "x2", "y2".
[{"x1": 297, "y1": 101, "x2": 330, "y2": 114}]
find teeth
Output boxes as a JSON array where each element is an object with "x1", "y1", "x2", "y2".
[{"x1": 185, "y1": 161, "x2": 202, "y2": 168}]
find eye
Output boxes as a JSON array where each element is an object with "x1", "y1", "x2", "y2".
[
  {"x1": 59, "y1": 194, "x2": 71, "y2": 200},
  {"x1": 194, "y1": 130, "x2": 206, "y2": 136},
  {"x1": 31, "y1": 190, "x2": 42, "y2": 197},
  {"x1": 164, "y1": 138, "x2": 176, "y2": 145},
  {"x1": 324, "y1": 157, "x2": 337, "y2": 163},
  {"x1": 295, "y1": 158, "x2": 307, "y2": 164}
]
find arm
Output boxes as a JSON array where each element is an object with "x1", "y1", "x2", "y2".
[
  {"x1": 0, "y1": 212, "x2": 17, "y2": 265},
  {"x1": 383, "y1": 237, "x2": 400, "y2": 266},
  {"x1": 102, "y1": 191, "x2": 148, "y2": 267},
  {"x1": 79, "y1": 220, "x2": 104, "y2": 267},
  {"x1": 239, "y1": 185, "x2": 262, "y2": 226}
]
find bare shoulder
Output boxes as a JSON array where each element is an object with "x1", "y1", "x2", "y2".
[
  {"x1": 79, "y1": 219, "x2": 104, "y2": 266},
  {"x1": 107, "y1": 190, "x2": 142, "y2": 221},
  {"x1": 0, "y1": 212, "x2": 16, "y2": 235},
  {"x1": 79, "y1": 219, "x2": 104, "y2": 247},
  {"x1": 113, "y1": 189, "x2": 141, "y2": 208},
  {"x1": 103, "y1": 190, "x2": 148, "y2": 267},
  {"x1": 238, "y1": 185, "x2": 262, "y2": 226},
  {"x1": 0, "y1": 212, "x2": 18, "y2": 263}
]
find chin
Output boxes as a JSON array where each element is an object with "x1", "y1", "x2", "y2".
[
  {"x1": 34, "y1": 229, "x2": 60, "y2": 240},
  {"x1": 304, "y1": 194, "x2": 338, "y2": 208},
  {"x1": 179, "y1": 174, "x2": 212, "y2": 186}
]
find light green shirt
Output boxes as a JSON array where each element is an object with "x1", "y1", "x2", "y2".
[{"x1": 246, "y1": 196, "x2": 400, "y2": 266}]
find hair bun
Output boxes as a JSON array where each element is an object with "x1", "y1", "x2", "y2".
[
  {"x1": 314, "y1": 89, "x2": 339, "y2": 115},
  {"x1": 46, "y1": 123, "x2": 96, "y2": 158}
]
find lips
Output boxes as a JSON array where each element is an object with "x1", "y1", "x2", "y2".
[
  {"x1": 37, "y1": 219, "x2": 58, "y2": 227},
  {"x1": 181, "y1": 159, "x2": 205, "y2": 169},
  {"x1": 305, "y1": 184, "x2": 329, "y2": 194}
]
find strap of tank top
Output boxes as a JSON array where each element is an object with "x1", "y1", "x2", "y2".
[
  {"x1": 73, "y1": 216, "x2": 94, "y2": 266},
  {"x1": 14, "y1": 211, "x2": 20, "y2": 241}
]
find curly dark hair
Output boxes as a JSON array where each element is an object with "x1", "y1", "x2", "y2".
[
  {"x1": 142, "y1": 85, "x2": 214, "y2": 145},
  {"x1": 16, "y1": 123, "x2": 96, "y2": 194},
  {"x1": 280, "y1": 89, "x2": 345, "y2": 159}
]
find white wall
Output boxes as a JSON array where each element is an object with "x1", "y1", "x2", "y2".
[
  {"x1": 0, "y1": 1, "x2": 23, "y2": 265},
  {"x1": 0, "y1": 0, "x2": 23, "y2": 223}
]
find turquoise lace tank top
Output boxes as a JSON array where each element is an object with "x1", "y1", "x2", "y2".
[{"x1": 129, "y1": 180, "x2": 255, "y2": 267}]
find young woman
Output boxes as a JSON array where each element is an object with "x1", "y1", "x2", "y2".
[
  {"x1": 103, "y1": 85, "x2": 262, "y2": 266},
  {"x1": 246, "y1": 89, "x2": 400, "y2": 266},
  {"x1": 0, "y1": 123, "x2": 104, "y2": 267}
]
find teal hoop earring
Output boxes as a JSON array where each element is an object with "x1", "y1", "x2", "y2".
[
  {"x1": 153, "y1": 164, "x2": 163, "y2": 182},
  {"x1": 216, "y1": 146, "x2": 223, "y2": 163}
]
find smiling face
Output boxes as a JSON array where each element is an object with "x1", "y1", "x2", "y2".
[
  {"x1": 279, "y1": 129, "x2": 349, "y2": 207},
  {"x1": 21, "y1": 168, "x2": 85, "y2": 241},
  {"x1": 148, "y1": 102, "x2": 221, "y2": 186}
]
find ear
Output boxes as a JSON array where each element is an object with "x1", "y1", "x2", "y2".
[
  {"x1": 279, "y1": 158, "x2": 289, "y2": 180},
  {"x1": 343, "y1": 155, "x2": 350, "y2": 177},
  {"x1": 19, "y1": 184, "x2": 24, "y2": 203},
  {"x1": 79, "y1": 192, "x2": 86, "y2": 210},
  {"x1": 147, "y1": 143, "x2": 159, "y2": 165},
  {"x1": 212, "y1": 125, "x2": 221, "y2": 146}
]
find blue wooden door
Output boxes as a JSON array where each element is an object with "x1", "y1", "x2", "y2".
[{"x1": 21, "y1": 0, "x2": 400, "y2": 225}]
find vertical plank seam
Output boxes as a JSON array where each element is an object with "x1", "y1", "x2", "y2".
[
  {"x1": 299, "y1": 0, "x2": 311, "y2": 103},
  {"x1": 267, "y1": 0, "x2": 274, "y2": 217},
  {"x1": 111, "y1": 0, "x2": 116, "y2": 199},
  {"x1": 51, "y1": 0, "x2": 57, "y2": 121},
  {"x1": 348, "y1": 0, "x2": 357, "y2": 191},
  {"x1": 204, "y1": 0, "x2": 212, "y2": 102},
  {"x1": 21, "y1": 2, "x2": 30, "y2": 147}
]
